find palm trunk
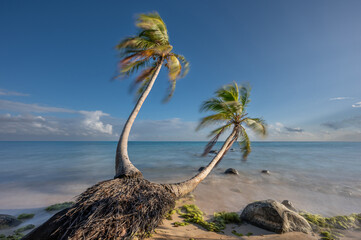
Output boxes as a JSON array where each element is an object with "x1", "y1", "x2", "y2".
[
  {"x1": 169, "y1": 129, "x2": 238, "y2": 197},
  {"x1": 114, "y1": 59, "x2": 164, "y2": 178}
]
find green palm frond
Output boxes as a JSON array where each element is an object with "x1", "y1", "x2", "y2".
[
  {"x1": 207, "y1": 123, "x2": 232, "y2": 137},
  {"x1": 136, "y1": 12, "x2": 169, "y2": 44},
  {"x1": 244, "y1": 117, "x2": 267, "y2": 136},
  {"x1": 197, "y1": 113, "x2": 230, "y2": 130},
  {"x1": 202, "y1": 126, "x2": 228, "y2": 157},
  {"x1": 199, "y1": 82, "x2": 267, "y2": 161},
  {"x1": 216, "y1": 82, "x2": 239, "y2": 102},
  {"x1": 120, "y1": 59, "x2": 150, "y2": 76},
  {"x1": 163, "y1": 80, "x2": 176, "y2": 103},
  {"x1": 116, "y1": 12, "x2": 189, "y2": 101},
  {"x1": 200, "y1": 98, "x2": 234, "y2": 115},
  {"x1": 239, "y1": 126, "x2": 251, "y2": 160},
  {"x1": 239, "y1": 84, "x2": 251, "y2": 110},
  {"x1": 116, "y1": 37, "x2": 156, "y2": 51}
]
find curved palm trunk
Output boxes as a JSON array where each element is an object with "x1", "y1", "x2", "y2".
[
  {"x1": 169, "y1": 129, "x2": 238, "y2": 197},
  {"x1": 115, "y1": 59, "x2": 164, "y2": 179}
]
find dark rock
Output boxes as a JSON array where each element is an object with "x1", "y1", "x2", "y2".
[
  {"x1": 230, "y1": 148, "x2": 235, "y2": 151},
  {"x1": 282, "y1": 200, "x2": 298, "y2": 212},
  {"x1": 224, "y1": 168, "x2": 239, "y2": 175},
  {"x1": 198, "y1": 167, "x2": 205, "y2": 172},
  {"x1": 209, "y1": 150, "x2": 218, "y2": 154},
  {"x1": 261, "y1": 170, "x2": 270, "y2": 174},
  {"x1": 0, "y1": 214, "x2": 22, "y2": 229},
  {"x1": 240, "y1": 199, "x2": 311, "y2": 234}
]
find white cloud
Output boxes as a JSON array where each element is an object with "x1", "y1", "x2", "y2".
[
  {"x1": 329, "y1": 97, "x2": 353, "y2": 101},
  {"x1": 79, "y1": 111, "x2": 113, "y2": 135},
  {"x1": 352, "y1": 102, "x2": 361, "y2": 108},
  {"x1": 0, "y1": 100, "x2": 75, "y2": 113},
  {"x1": 0, "y1": 100, "x2": 114, "y2": 140},
  {"x1": 0, "y1": 88, "x2": 29, "y2": 97}
]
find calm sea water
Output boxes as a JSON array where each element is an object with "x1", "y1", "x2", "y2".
[{"x1": 0, "y1": 141, "x2": 360, "y2": 216}]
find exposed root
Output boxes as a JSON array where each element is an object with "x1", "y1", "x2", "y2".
[{"x1": 23, "y1": 178, "x2": 176, "y2": 240}]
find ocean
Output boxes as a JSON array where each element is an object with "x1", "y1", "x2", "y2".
[{"x1": 0, "y1": 141, "x2": 360, "y2": 217}]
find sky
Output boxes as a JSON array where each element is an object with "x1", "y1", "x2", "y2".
[{"x1": 1, "y1": 0, "x2": 361, "y2": 141}]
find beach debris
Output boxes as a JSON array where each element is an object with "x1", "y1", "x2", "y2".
[
  {"x1": 17, "y1": 213, "x2": 35, "y2": 220},
  {"x1": 261, "y1": 170, "x2": 270, "y2": 174},
  {"x1": 240, "y1": 199, "x2": 312, "y2": 234},
  {"x1": 224, "y1": 168, "x2": 239, "y2": 175},
  {"x1": 281, "y1": 200, "x2": 297, "y2": 212},
  {"x1": 45, "y1": 202, "x2": 74, "y2": 212},
  {"x1": 198, "y1": 166, "x2": 205, "y2": 172},
  {"x1": 0, "y1": 214, "x2": 21, "y2": 229}
]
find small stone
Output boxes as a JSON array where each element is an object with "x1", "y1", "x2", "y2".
[
  {"x1": 209, "y1": 150, "x2": 218, "y2": 154},
  {"x1": 198, "y1": 167, "x2": 205, "y2": 172},
  {"x1": 261, "y1": 170, "x2": 270, "y2": 174},
  {"x1": 0, "y1": 214, "x2": 22, "y2": 229},
  {"x1": 225, "y1": 168, "x2": 239, "y2": 175}
]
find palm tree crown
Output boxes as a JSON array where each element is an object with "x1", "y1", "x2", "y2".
[
  {"x1": 116, "y1": 12, "x2": 189, "y2": 101},
  {"x1": 197, "y1": 82, "x2": 267, "y2": 160}
]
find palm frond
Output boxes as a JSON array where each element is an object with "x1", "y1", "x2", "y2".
[
  {"x1": 166, "y1": 55, "x2": 181, "y2": 80},
  {"x1": 173, "y1": 54, "x2": 190, "y2": 78},
  {"x1": 239, "y1": 84, "x2": 251, "y2": 110},
  {"x1": 202, "y1": 127, "x2": 227, "y2": 157},
  {"x1": 120, "y1": 59, "x2": 150, "y2": 76},
  {"x1": 197, "y1": 113, "x2": 229, "y2": 130},
  {"x1": 244, "y1": 117, "x2": 267, "y2": 137},
  {"x1": 207, "y1": 122, "x2": 232, "y2": 137},
  {"x1": 163, "y1": 80, "x2": 176, "y2": 103},
  {"x1": 216, "y1": 83, "x2": 239, "y2": 102},
  {"x1": 200, "y1": 98, "x2": 234, "y2": 115},
  {"x1": 116, "y1": 37, "x2": 156, "y2": 51},
  {"x1": 136, "y1": 12, "x2": 169, "y2": 44},
  {"x1": 239, "y1": 126, "x2": 251, "y2": 160}
]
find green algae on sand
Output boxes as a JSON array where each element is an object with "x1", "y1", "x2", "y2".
[{"x1": 45, "y1": 201, "x2": 74, "y2": 211}]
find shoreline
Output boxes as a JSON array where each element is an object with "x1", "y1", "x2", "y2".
[{"x1": 1, "y1": 195, "x2": 360, "y2": 240}]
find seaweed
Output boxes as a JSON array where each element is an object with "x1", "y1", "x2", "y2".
[{"x1": 17, "y1": 214, "x2": 34, "y2": 220}]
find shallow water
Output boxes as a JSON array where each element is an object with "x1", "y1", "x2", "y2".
[{"x1": 0, "y1": 141, "x2": 360, "y2": 216}]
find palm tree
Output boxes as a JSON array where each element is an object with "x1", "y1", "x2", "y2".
[
  {"x1": 170, "y1": 82, "x2": 267, "y2": 196},
  {"x1": 115, "y1": 12, "x2": 189, "y2": 178},
  {"x1": 23, "y1": 82, "x2": 267, "y2": 239}
]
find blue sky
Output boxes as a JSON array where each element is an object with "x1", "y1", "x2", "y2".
[{"x1": 1, "y1": 0, "x2": 361, "y2": 141}]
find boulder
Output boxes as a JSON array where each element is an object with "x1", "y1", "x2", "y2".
[
  {"x1": 225, "y1": 168, "x2": 239, "y2": 175},
  {"x1": 240, "y1": 199, "x2": 311, "y2": 234},
  {"x1": 198, "y1": 167, "x2": 205, "y2": 172},
  {"x1": 282, "y1": 200, "x2": 298, "y2": 212},
  {"x1": 261, "y1": 170, "x2": 270, "y2": 174},
  {"x1": 0, "y1": 214, "x2": 22, "y2": 229}
]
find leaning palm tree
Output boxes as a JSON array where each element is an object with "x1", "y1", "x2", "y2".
[
  {"x1": 115, "y1": 12, "x2": 189, "y2": 178},
  {"x1": 170, "y1": 82, "x2": 267, "y2": 196}
]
